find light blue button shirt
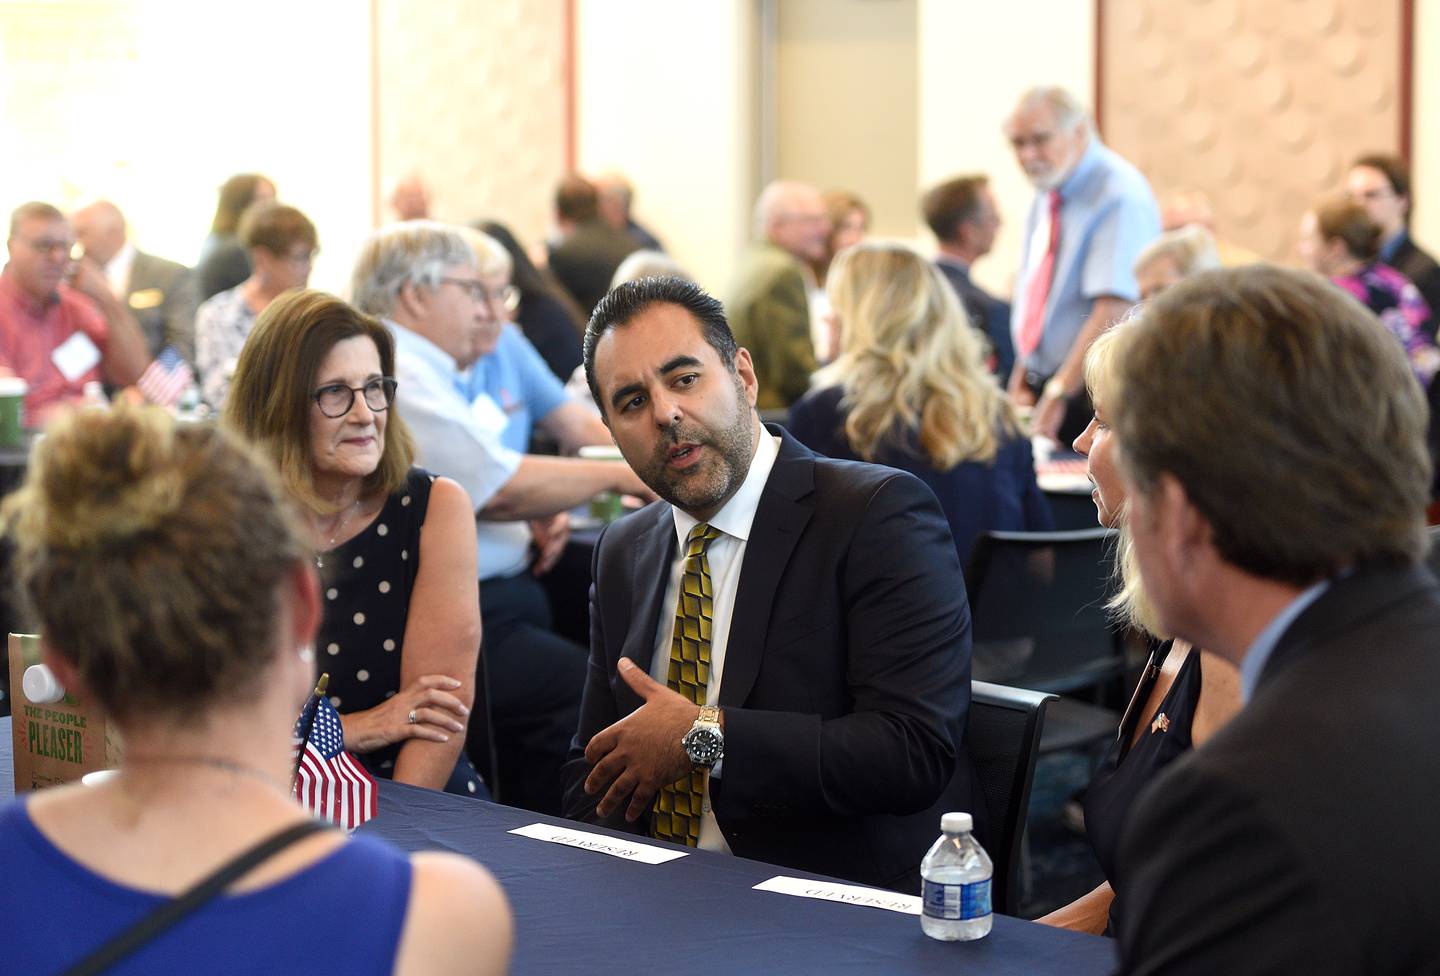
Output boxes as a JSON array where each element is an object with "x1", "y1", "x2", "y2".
[
  {"x1": 455, "y1": 325, "x2": 571, "y2": 579},
  {"x1": 1011, "y1": 138, "x2": 1161, "y2": 376},
  {"x1": 388, "y1": 320, "x2": 522, "y2": 579},
  {"x1": 1238, "y1": 579, "x2": 1330, "y2": 704}
]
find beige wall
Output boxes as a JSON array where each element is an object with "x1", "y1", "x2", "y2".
[
  {"x1": 374, "y1": 0, "x2": 567, "y2": 255},
  {"x1": 574, "y1": 0, "x2": 760, "y2": 293},
  {"x1": 5, "y1": 1, "x2": 1438, "y2": 302},
  {"x1": 774, "y1": 0, "x2": 918, "y2": 238},
  {"x1": 1101, "y1": 0, "x2": 1405, "y2": 263},
  {"x1": 1414, "y1": 0, "x2": 1439, "y2": 248},
  {"x1": 0, "y1": 0, "x2": 372, "y2": 295},
  {"x1": 917, "y1": 0, "x2": 1095, "y2": 298}
]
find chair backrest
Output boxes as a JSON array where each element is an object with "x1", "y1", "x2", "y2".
[
  {"x1": 967, "y1": 680, "x2": 1056, "y2": 916},
  {"x1": 965, "y1": 528, "x2": 1123, "y2": 694}
]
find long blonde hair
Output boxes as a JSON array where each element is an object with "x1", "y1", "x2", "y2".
[
  {"x1": 816, "y1": 241, "x2": 1016, "y2": 468},
  {"x1": 1083, "y1": 323, "x2": 1165, "y2": 637}
]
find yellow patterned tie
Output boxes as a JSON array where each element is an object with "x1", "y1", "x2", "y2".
[{"x1": 651, "y1": 522, "x2": 722, "y2": 845}]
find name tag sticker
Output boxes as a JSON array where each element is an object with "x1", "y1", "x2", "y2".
[
  {"x1": 51, "y1": 331, "x2": 102, "y2": 382},
  {"x1": 470, "y1": 393, "x2": 508, "y2": 434},
  {"x1": 752, "y1": 876, "x2": 922, "y2": 915},
  {"x1": 507, "y1": 823, "x2": 690, "y2": 864}
]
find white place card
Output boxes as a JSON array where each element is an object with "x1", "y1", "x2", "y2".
[
  {"x1": 507, "y1": 823, "x2": 690, "y2": 865},
  {"x1": 752, "y1": 876, "x2": 922, "y2": 915},
  {"x1": 51, "y1": 331, "x2": 101, "y2": 383}
]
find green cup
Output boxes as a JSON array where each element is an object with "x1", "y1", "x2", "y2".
[
  {"x1": 589, "y1": 490, "x2": 624, "y2": 524},
  {"x1": 0, "y1": 377, "x2": 28, "y2": 447}
]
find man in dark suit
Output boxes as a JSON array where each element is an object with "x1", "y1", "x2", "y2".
[
  {"x1": 922, "y1": 174, "x2": 1015, "y2": 379},
  {"x1": 562, "y1": 276, "x2": 979, "y2": 894},
  {"x1": 595, "y1": 172, "x2": 665, "y2": 253},
  {"x1": 546, "y1": 174, "x2": 640, "y2": 317},
  {"x1": 72, "y1": 200, "x2": 198, "y2": 362},
  {"x1": 1349, "y1": 154, "x2": 1440, "y2": 339},
  {"x1": 1108, "y1": 265, "x2": 1440, "y2": 973}
]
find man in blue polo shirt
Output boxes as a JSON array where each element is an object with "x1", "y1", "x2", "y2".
[
  {"x1": 350, "y1": 221, "x2": 646, "y2": 815},
  {"x1": 1004, "y1": 86, "x2": 1160, "y2": 443}
]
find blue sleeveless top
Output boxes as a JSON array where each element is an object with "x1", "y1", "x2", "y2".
[{"x1": 0, "y1": 800, "x2": 412, "y2": 974}]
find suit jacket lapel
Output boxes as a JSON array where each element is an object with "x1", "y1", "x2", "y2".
[
  {"x1": 720, "y1": 429, "x2": 815, "y2": 708},
  {"x1": 617, "y1": 506, "x2": 677, "y2": 715}
]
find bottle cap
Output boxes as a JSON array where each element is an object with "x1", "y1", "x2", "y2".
[
  {"x1": 22, "y1": 663, "x2": 65, "y2": 704},
  {"x1": 941, "y1": 811, "x2": 972, "y2": 834}
]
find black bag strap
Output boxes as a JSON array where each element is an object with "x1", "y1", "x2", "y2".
[{"x1": 59, "y1": 819, "x2": 328, "y2": 976}]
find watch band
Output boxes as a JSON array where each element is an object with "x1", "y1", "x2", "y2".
[{"x1": 697, "y1": 705, "x2": 720, "y2": 725}]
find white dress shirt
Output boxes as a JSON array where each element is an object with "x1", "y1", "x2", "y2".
[
  {"x1": 649, "y1": 431, "x2": 780, "y2": 853},
  {"x1": 103, "y1": 242, "x2": 137, "y2": 299},
  {"x1": 388, "y1": 320, "x2": 522, "y2": 574}
]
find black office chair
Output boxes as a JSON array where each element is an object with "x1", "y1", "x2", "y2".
[
  {"x1": 965, "y1": 528, "x2": 1124, "y2": 755},
  {"x1": 967, "y1": 680, "x2": 1057, "y2": 916},
  {"x1": 464, "y1": 640, "x2": 502, "y2": 803}
]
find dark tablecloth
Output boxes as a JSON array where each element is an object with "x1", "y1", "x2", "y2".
[
  {"x1": 0, "y1": 719, "x2": 1115, "y2": 975},
  {"x1": 361, "y1": 779, "x2": 1116, "y2": 975}
]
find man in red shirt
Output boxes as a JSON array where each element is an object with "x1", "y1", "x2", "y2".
[{"x1": 0, "y1": 202, "x2": 150, "y2": 426}]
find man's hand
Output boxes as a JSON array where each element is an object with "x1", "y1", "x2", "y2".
[
  {"x1": 67, "y1": 256, "x2": 115, "y2": 306},
  {"x1": 1007, "y1": 363, "x2": 1034, "y2": 405},
  {"x1": 1031, "y1": 389, "x2": 1068, "y2": 440},
  {"x1": 583, "y1": 657, "x2": 700, "y2": 821},
  {"x1": 529, "y1": 512, "x2": 571, "y2": 576}
]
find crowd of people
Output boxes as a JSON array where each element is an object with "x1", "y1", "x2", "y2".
[{"x1": 2, "y1": 80, "x2": 1439, "y2": 972}]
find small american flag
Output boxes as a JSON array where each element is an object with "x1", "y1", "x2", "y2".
[
  {"x1": 292, "y1": 694, "x2": 377, "y2": 830},
  {"x1": 136, "y1": 346, "x2": 195, "y2": 407}
]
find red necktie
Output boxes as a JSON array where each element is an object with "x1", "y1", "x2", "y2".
[{"x1": 1018, "y1": 190, "x2": 1062, "y2": 358}]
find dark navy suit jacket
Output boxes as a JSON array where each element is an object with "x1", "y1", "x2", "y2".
[
  {"x1": 787, "y1": 386, "x2": 1053, "y2": 568},
  {"x1": 561, "y1": 427, "x2": 980, "y2": 893},
  {"x1": 936, "y1": 258, "x2": 1016, "y2": 380}
]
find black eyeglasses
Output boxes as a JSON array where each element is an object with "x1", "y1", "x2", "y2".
[{"x1": 312, "y1": 377, "x2": 397, "y2": 418}]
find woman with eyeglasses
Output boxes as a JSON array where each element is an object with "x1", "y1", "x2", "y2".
[{"x1": 225, "y1": 289, "x2": 485, "y2": 796}]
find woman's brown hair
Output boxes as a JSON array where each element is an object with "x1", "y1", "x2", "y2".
[
  {"x1": 1314, "y1": 197, "x2": 1383, "y2": 262},
  {"x1": 224, "y1": 289, "x2": 415, "y2": 514}
]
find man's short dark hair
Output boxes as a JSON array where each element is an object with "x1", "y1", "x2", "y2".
[
  {"x1": 1352, "y1": 153, "x2": 1412, "y2": 205},
  {"x1": 583, "y1": 276, "x2": 737, "y2": 414},
  {"x1": 556, "y1": 174, "x2": 600, "y2": 223},
  {"x1": 922, "y1": 175, "x2": 988, "y2": 243}
]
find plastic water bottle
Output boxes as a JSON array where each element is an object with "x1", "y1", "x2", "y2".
[{"x1": 920, "y1": 811, "x2": 993, "y2": 941}]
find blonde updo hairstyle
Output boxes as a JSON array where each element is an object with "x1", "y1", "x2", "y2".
[
  {"x1": 1082, "y1": 322, "x2": 1165, "y2": 638},
  {"x1": 817, "y1": 241, "x2": 1017, "y2": 469},
  {"x1": 0, "y1": 406, "x2": 308, "y2": 723}
]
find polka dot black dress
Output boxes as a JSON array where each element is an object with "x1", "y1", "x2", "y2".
[{"x1": 316, "y1": 467, "x2": 485, "y2": 798}]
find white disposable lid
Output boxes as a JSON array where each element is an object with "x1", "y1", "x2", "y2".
[
  {"x1": 578, "y1": 444, "x2": 624, "y2": 461},
  {"x1": 22, "y1": 663, "x2": 65, "y2": 704},
  {"x1": 0, "y1": 376, "x2": 29, "y2": 396},
  {"x1": 941, "y1": 811, "x2": 972, "y2": 834}
]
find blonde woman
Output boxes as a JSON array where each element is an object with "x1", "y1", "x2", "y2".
[
  {"x1": 1037, "y1": 322, "x2": 1241, "y2": 936},
  {"x1": 787, "y1": 241, "x2": 1051, "y2": 566}
]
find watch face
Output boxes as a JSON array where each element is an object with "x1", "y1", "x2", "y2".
[{"x1": 683, "y1": 727, "x2": 724, "y2": 766}]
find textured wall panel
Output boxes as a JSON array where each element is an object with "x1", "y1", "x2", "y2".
[
  {"x1": 376, "y1": 0, "x2": 567, "y2": 248},
  {"x1": 1100, "y1": 0, "x2": 1405, "y2": 263}
]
